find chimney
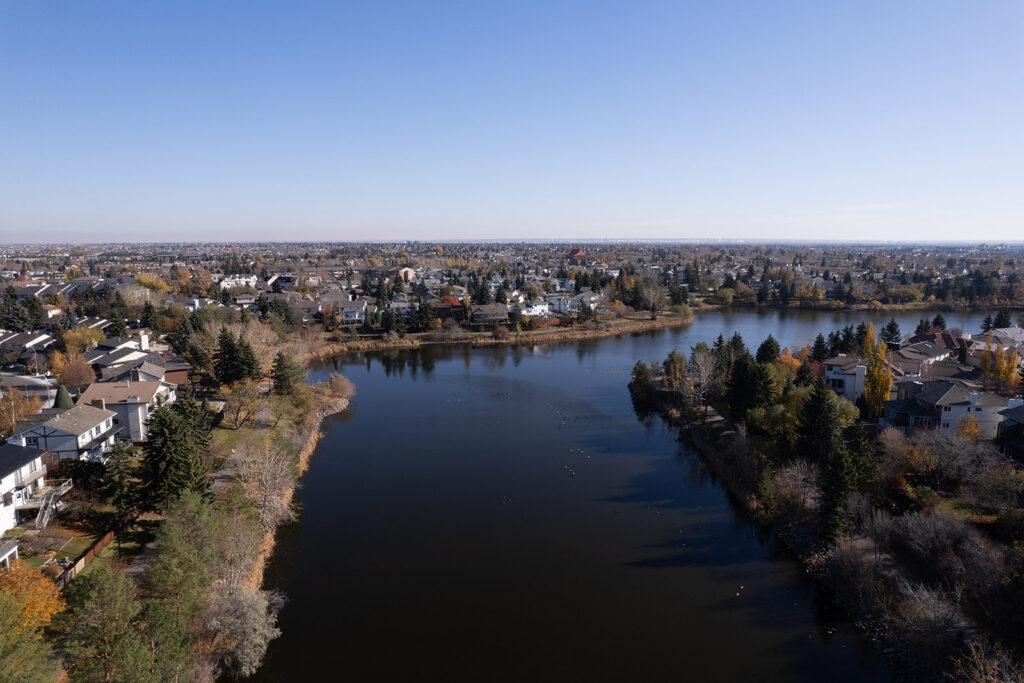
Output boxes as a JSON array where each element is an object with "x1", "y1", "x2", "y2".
[
  {"x1": 968, "y1": 393, "x2": 978, "y2": 405},
  {"x1": 91, "y1": 398, "x2": 105, "y2": 410}
]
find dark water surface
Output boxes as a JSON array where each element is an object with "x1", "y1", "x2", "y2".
[{"x1": 252, "y1": 309, "x2": 985, "y2": 682}]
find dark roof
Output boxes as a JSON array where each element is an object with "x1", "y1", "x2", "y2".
[{"x1": 0, "y1": 443, "x2": 47, "y2": 476}]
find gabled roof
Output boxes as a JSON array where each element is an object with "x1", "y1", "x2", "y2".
[
  {"x1": 79, "y1": 381, "x2": 162, "y2": 405},
  {"x1": 24, "y1": 403, "x2": 115, "y2": 436},
  {"x1": 0, "y1": 443, "x2": 47, "y2": 476}
]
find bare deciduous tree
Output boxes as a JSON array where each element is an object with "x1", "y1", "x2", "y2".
[{"x1": 238, "y1": 439, "x2": 296, "y2": 531}]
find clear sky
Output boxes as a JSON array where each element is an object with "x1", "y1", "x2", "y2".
[{"x1": 1, "y1": 1, "x2": 1022, "y2": 243}]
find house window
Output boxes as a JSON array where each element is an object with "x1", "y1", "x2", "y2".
[
  {"x1": 943, "y1": 422, "x2": 949, "y2": 428},
  {"x1": 26, "y1": 437, "x2": 38, "y2": 447},
  {"x1": 943, "y1": 406, "x2": 951, "y2": 412}
]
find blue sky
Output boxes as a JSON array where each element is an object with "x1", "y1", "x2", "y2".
[{"x1": 1, "y1": 1, "x2": 1022, "y2": 242}]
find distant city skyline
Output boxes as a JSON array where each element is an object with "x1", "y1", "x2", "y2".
[{"x1": 2, "y1": 2, "x2": 1022, "y2": 242}]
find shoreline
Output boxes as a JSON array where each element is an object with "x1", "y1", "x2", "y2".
[{"x1": 243, "y1": 393, "x2": 350, "y2": 590}]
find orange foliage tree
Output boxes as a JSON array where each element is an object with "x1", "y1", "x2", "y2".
[{"x1": 0, "y1": 558, "x2": 65, "y2": 630}]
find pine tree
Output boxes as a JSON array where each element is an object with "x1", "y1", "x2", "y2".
[
  {"x1": 915, "y1": 318, "x2": 930, "y2": 336},
  {"x1": 797, "y1": 378, "x2": 843, "y2": 463},
  {"x1": 271, "y1": 351, "x2": 304, "y2": 395},
  {"x1": 104, "y1": 442, "x2": 139, "y2": 556},
  {"x1": 107, "y1": 314, "x2": 127, "y2": 338},
  {"x1": 171, "y1": 385, "x2": 210, "y2": 455},
  {"x1": 727, "y1": 353, "x2": 757, "y2": 417},
  {"x1": 750, "y1": 362, "x2": 776, "y2": 408},
  {"x1": 854, "y1": 321, "x2": 868, "y2": 350},
  {"x1": 140, "y1": 300, "x2": 159, "y2": 331},
  {"x1": 795, "y1": 360, "x2": 814, "y2": 387},
  {"x1": 994, "y1": 307, "x2": 1012, "y2": 329},
  {"x1": 810, "y1": 334, "x2": 829, "y2": 362},
  {"x1": 755, "y1": 335, "x2": 780, "y2": 364},
  {"x1": 142, "y1": 407, "x2": 208, "y2": 506},
  {"x1": 880, "y1": 317, "x2": 902, "y2": 345},
  {"x1": 236, "y1": 339, "x2": 262, "y2": 380},
  {"x1": 54, "y1": 385, "x2": 74, "y2": 409},
  {"x1": 931, "y1": 313, "x2": 946, "y2": 330},
  {"x1": 214, "y1": 328, "x2": 239, "y2": 385}
]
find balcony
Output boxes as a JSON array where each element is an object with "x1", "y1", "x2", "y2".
[
  {"x1": 15, "y1": 478, "x2": 73, "y2": 510},
  {"x1": 14, "y1": 464, "x2": 46, "y2": 488}
]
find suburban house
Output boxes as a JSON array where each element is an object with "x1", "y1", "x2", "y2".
[
  {"x1": 470, "y1": 303, "x2": 509, "y2": 325},
  {"x1": 997, "y1": 404, "x2": 1024, "y2": 461},
  {"x1": 823, "y1": 355, "x2": 867, "y2": 403},
  {"x1": 0, "y1": 443, "x2": 72, "y2": 535},
  {"x1": 516, "y1": 301, "x2": 550, "y2": 317},
  {"x1": 546, "y1": 295, "x2": 580, "y2": 315},
  {"x1": 882, "y1": 379, "x2": 1012, "y2": 439},
  {"x1": 77, "y1": 380, "x2": 176, "y2": 442},
  {"x1": 339, "y1": 300, "x2": 369, "y2": 325},
  {"x1": 7, "y1": 403, "x2": 119, "y2": 462}
]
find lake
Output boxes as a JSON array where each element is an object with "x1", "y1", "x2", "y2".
[{"x1": 251, "y1": 308, "x2": 986, "y2": 682}]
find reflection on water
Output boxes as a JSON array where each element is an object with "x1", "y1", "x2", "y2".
[{"x1": 250, "y1": 309, "x2": 974, "y2": 682}]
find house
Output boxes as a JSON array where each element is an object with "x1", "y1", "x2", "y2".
[
  {"x1": 162, "y1": 356, "x2": 193, "y2": 387},
  {"x1": 470, "y1": 304, "x2": 509, "y2": 325},
  {"x1": 7, "y1": 403, "x2": 119, "y2": 462},
  {"x1": 823, "y1": 355, "x2": 867, "y2": 403},
  {"x1": 339, "y1": 300, "x2": 369, "y2": 325},
  {"x1": 99, "y1": 360, "x2": 166, "y2": 384},
  {"x1": 77, "y1": 381, "x2": 176, "y2": 442},
  {"x1": 882, "y1": 379, "x2": 1010, "y2": 439},
  {"x1": 0, "y1": 443, "x2": 71, "y2": 534},
  {"x1": 546, "y1": 295, "x2": 580, "y2": 315},
  {"x1": 997, "y1": 403, "x2": 1024, "y2": 461},
  {"x1": 516, "y1": 301, "x2": 550, "y2": 317}
]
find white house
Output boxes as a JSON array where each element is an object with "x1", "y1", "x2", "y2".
[
  {"x1": 823, "y1": 355, "x2": 867, "y2": 403},
  {"x1": 882, "y1": 380, "x2": 1016, "y2": 440},
  {"x1": 77, "y1": 381, "x2": 176, "y2": 442},
  {"x1": 7, "y1": 404, "x2": 118, "y2": 462},
  {"x1": 340, "y1": 300, "x2": 369, "y2": 325},
  {"x1": 517, "y1": 301, "x2": 550, "y2": 317},
  {"x1": 0, "y1": 443, "x2": 71, "y2": 536}
]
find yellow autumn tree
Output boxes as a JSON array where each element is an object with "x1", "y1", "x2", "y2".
[
  {"x1": 863, "y1": 337, "x2": 891, "y2": 419},
  {"x1": 862, "y1": 322, "x2": 877, "y2": 358},
  {"x1": 957, "y1": 414, "x2": 981, "y2": 440},
  {"x1": 0, "y1": 387, "x2": 40, "y2": 439},
  {"x1": 0, "y1": 559, "x2": 65, "y2": 630},
  {"x1": 980, "y1": 330, "x2": 994, "y2": 382},
  {"x1": 62, "y1": 327, "x2": 105, "y2": 352}
]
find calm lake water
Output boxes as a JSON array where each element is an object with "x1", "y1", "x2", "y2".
[{"x1": 251, "y1": 309, "x2": 986, "y2": 682}]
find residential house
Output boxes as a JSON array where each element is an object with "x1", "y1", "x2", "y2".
[
  {"x1": 997, "y1": 403, "x2": 1024, "y2": 461},
  {"x1": 77, "y1": 381, "x2": 176, "y2": 442},
  {"x1": 882, "y1": 379, "x2": 1010, "y2": 439},
  {"x1": 823, "y1": 355, "x2": 867, "y2": 403},
  {"x1": 7, "y1": 403, "x2": 119, "y2": 462},
  {"x1": 470, "y1": 304, "x2": 509, "y2": 325},
  {"x1": 0, "y1": 443, "x2": 71, "y2": 535}
]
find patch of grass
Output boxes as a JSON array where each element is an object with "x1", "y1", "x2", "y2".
[
  {"x1": 21, "y1": 556, "x2": 47, "y2": 570},
  {"x1": 53, "y1": 536, "x2": 95, "y2": 563}
]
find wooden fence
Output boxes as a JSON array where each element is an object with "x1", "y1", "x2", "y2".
[{"x1": 54, "y1": 529, "x2": 115, "y2": 589}]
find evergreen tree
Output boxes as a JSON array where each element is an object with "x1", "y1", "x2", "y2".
[
  {"x1": 796, "y1": 378, "x2": 843, "y2": 463},
  {"x1": 140, "y1": 300, "x2": 159, "y2": 331},
  {"x1": 755, "y1": 335, "x2": 780, "y2": 364},
  {"x1": 171, "y1": 385, "x2": 211, "y2": 455},
  {"x1": 214, "y1": 328, "x2": 240, "y2": 385},
  {"x1": 104, "y1": 442, "x2": 140, "y2": 556},
  {"x1": 142, "y1": 407, "x2": 209, "y2": 506},
  {"x1": 795, "y1": 360, "x2": 815, "y2": 387},
  {"x1": 726, "y1": 353, "x2": 757, "y2": 417},
  {"x1": 236, "y1": 339, "x2": 262, "y2": 380},
  {"x1": 994, "y1": 306, "x2": 1012, "y2": 329},
  {"x1": 64, "y1": 566, "x2": 151, "y2": 681},
  {"x1": 0, "y1": 287, "x2": 30, "y2": 332},
  {"x1": 853, "y1": 321, "x2": 868, "y2": 350},
  {"x1": 880, "y1": 317, "x2": 902, "y2": 345},
  {"x1": 931, "y1": 313, "x2": 946, "y2": 330},
  {"x1": 54, "y1": 384, "x2": 74, "y2": 409},
  {"x1": 915, "y1": 318, "x2": 930, "y2": 336},
  {"x1": 271, "y1": 351, "x2": 304, "y2": 396},
  {"x1": 839, "y1": 325, "x2": 855, "y2": 353},
  {"x1": 750, "y1": 362, "x2": 777, "y2": 408},
  {"x1": 107, "y1": 314, "x2": 128, "y2": 338},
  {"x1": 958, "y1": 343, "x2": 969, "y2": 365},
  {"x1": 982, "y1": 314, "x2": 994, "y2": 332},
  {"x1": 810, "y1": 333, "x2": 829, "y2": 362}
]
